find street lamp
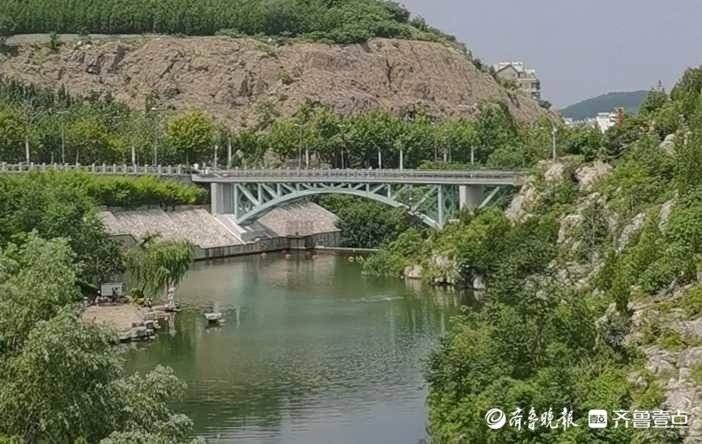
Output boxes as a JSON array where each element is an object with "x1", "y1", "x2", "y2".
[
  {"x1": 149, "y1": 106, "x2": 163, "y2": 166},
  {"x1": 551, "y1": 125, "x2": 558, "y2": 161},
  {"x1": 57, "y1": 110, "x2": 67, "y2": 164},
  {"x1": 294, "y1": 122, "x2": 309, "y2": 169}
]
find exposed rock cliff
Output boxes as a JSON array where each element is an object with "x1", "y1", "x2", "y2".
[{"x1": 0, "y1": 36, "x2": 551, "y2": 127}]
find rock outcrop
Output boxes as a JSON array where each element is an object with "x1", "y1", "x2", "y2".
[
  {"x1": 0, "y1": 36, "x2": 552, "y2": 128},
  {"x1": 575, "y1": 160, "x2": 611, "y2": 192}
]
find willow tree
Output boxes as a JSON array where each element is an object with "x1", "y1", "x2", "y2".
[
  {"x1": 0, "y1": 235, "x2": 193, "y2": 442},
  {"x1": 126, "y1": 239, "x2": 193, "y2": 304}
]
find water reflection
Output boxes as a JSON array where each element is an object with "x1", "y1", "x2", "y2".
[{"x1": 125, "y1": 253, "x2": 466, "y2": 444}]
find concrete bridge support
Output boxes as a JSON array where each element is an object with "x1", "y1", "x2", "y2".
[
  {"x1": 211, "y1": 183, "x2": 235, "y2": 215},
  {"x1": 459, "y1": 185, "x2": 484, "y2": 211}
]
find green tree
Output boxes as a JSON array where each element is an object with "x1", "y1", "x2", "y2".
[
  {"x1": 66, "y1": 116, "x2": 121, "y2": 164},
  {"x1": 125, "y1": 239, "x2": 193, "y2": 301},
  {"x1": 639, "y1": 87, "x2": 668, "y2": 116},
  {"x1": 671, "y1": 66, "x2": 702, "y2": 119},
  {"x1": 165, "y1": 111, "x2": 215, "y2": 165},
  {"x1": 0, "y1": 237, "x2": 194, "y2": 443},
  {"x1": 0, "y1": 15, "x2": 16, "y2": 47},
  {"x1": 0, "y1": 235, "x2": 80, "y2": 354},
  {"x1": 319, "y1": 195, "x2": 418, "y2": 248},
  {"x1": 0, "y1": 172, "x2": 124, "y2": 285},
  {"x1": 475, "y1": 101, "x2": 519, "y2": 161},
  {"x1": 0, "y1": 107, "x2": 25, "y2": 162},
  {"x1": 563, "y1": 123, "x2": 604, "y2": 160}
]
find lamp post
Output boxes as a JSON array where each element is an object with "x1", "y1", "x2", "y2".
[
  {"x1": 149, "y1": 106, "x2": 163, "y2": 166},
  {"x1": 292, "y1": 123, "x2": 310, "y2": 169},
  {"x1": 551, "y1": 125, "x2": 558, "y2": 161},
  {"x1": 227, "y1": 136, "x2": 233, "y2": 169},
  {"x1": 22, "y1": 103, "x2": 36, "y2": 164},
  {"x1": 57, "y1": 110, "x2": 67, "y2": 164},
  {"x1": 294, "y1": 123, "x2": 302, "y2": 169}
]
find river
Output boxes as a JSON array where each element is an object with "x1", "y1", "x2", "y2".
[{"x1": 125, "y1": 253, "x2": 464, "y2": 443}]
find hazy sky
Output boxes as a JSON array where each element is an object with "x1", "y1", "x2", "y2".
[{"x1": 400, "y1": 0, "x2": 702, "y2": 107}]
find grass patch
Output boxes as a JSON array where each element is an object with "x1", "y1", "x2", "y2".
[
  {"x1": 690, "y1": 363, "x2": 702, "y2": 385},
  {"x1": 659, "y1": 328, "x2": 686, "y2": 351}
]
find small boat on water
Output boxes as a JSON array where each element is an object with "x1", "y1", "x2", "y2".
[
  {"x1": 204, "y1": 303, "x2": 224, "y2": 325},
  {"x1": 204, "y1": 312, "x2": 223, "y2": 324}
]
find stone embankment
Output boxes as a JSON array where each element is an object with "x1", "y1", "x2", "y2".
[
  {"x1": 99, "y1": 201, "x2": 341, "y2": 258},
  {"x1": 81, "y1": 303, "x2": 171, "y2": 342}
]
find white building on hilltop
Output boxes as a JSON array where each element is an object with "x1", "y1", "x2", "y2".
[
  {"x1": 493, "y1": 61, "x2": 542, "y2": 101},
  {"x1": 595, "y1": 112, "x2": 617, "y2": 133}
]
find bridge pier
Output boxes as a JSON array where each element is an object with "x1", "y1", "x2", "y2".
[
  {"x1": 211, "y1": 183, "x2": 235, "y2": 214},
  {"x1": 459, "y1": 185, "x2": 484, "y2": 211}
]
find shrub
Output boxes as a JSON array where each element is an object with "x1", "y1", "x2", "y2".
[{"x1": 49, "y1": 32, "x2": 59, "y2": 51}]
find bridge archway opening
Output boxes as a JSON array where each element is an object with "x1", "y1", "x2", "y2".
[
  {"x1": 210, "y1": 182, "x2": 474, "y2": 229},
  {"x1": 236, "y1": 188, "x2": 439, "y2": 229}
]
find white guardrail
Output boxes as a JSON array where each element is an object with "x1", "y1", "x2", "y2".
[
  {"x1": 0, "y1": 163, "x2": 525, "y2": 183},
  {"x1": 0, "y1": 163, "x2": 186, "y2": 175},
  {"x1": 197, "y1": 168, "x2": 525, "y2": 180}
]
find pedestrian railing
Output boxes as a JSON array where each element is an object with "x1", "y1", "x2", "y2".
[
  {"x1": 0, "y1": 162, "x2": 186, "y2": 176},
  {"x1": 0, "y1": 163, "x2": 525, "y2": 183},
  {"x1": 197, "y1": 168, "x2": 525, "y2": 181}
]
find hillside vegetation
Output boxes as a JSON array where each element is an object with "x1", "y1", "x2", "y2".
[
  {"x1": 364, "y1": 67, "x2": 702, "y2": 442},
  {"x1": 0, "y1": 78, "x2": 561, "y2": 168},
  {"x1": 0, "y1": 0, "x2": 454, "y2": 44},
  {"x1": 560, "y1": 90, "x2": 649, "y2": 120}
]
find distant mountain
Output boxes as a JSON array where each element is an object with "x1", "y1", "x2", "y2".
[{"x1": 560, "y1": 90, "x2": 649, "y2": 120}]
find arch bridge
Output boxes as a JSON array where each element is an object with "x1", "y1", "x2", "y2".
[{"x1": 193, "y1": 169, "x2": 525, "y2": 229}]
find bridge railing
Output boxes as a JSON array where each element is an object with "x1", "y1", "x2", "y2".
[
  {"x1": 199, "y1": 168, "x2": 525, "y2": 180},
  {"x1": 0, "y1": 162, "x2": 186, "y2": 176},
  {"x1": 0, "y1": 163, "x2": 525, "y2": 182}
]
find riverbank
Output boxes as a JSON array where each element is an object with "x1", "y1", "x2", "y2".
[
  {"x1": 100, "y1": 202, "x2": 343, "y2": 260},
  {"x1": 81, "y1": 303, "x2": 170, "y2": 342}
]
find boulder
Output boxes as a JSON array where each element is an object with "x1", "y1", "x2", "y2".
[
  {"x1": 506, "y1": 182, "x2": 538, "y2": 223},
  {"x1": 557, "y1": 214, "x2": 584, "y2": 245},
  {"x1": 575, "y1": 161, "x2": 612, "y2": 192},
  {"x1": 403, "y1": 264, "x2": 423, "y2": 280},
  {"x1": 659, "y1": 134, "x2": 676, "y2": 155},
  {"x1": 658, "y1": 198, "x2": 676, "y2": 232},
  {"x1": 617, "y1": 212, "x2": 646, "y2": 252},
  {"x1": 643, "y1": 346, "x2": 678, "y2": 378},
  {"x1": 543, "y1": 161, "x2": 565, "y2": 183}
]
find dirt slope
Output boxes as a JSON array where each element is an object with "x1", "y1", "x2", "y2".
[{"x1": 0, "y1": 36, "x2": 550, "y2": 126}]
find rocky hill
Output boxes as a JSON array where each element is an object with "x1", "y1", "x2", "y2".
[{"x1": 0, "y1": 35, "x2": 550, "y2": 127}]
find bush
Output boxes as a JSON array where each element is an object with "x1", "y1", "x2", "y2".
[
  {"x1": 49, "y1": 32, "x2": 59, "y2": 51},
  {"x1": 362, "y1": 228, "x2": 425, "y2": 277},
  {"x1": 86, "y1": 175, "x2": 207, "y2": 207}
]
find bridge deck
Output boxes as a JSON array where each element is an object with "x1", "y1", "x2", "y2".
[
  {"x1": 193, "y1": 169, "x2": 525, "y2": 186},
  {"x1": 0, "y1": 163, "x2": 526, "y2": 186}
]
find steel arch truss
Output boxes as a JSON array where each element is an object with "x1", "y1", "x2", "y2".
[
  {"x1": 213, "y1": 182, "x2": 458, "y2": 228},
  {"x1": 212, "y1": 181, "x2": 501, "y2": 229}
]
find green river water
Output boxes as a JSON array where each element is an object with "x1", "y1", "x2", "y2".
[{"x1": 125, "y1": 253, "x2": 465, "y2": 444}]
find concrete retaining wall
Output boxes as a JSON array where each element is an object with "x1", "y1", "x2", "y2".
[{"x1": 193, "y1": 231, "x2": 341, "y2": 260}]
